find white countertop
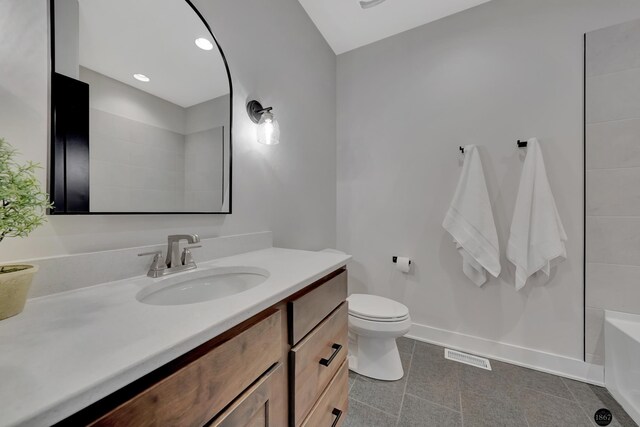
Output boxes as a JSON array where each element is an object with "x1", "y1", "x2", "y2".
[{"x1": 0, "y1": 248, "x2": 350, "y2": 427}]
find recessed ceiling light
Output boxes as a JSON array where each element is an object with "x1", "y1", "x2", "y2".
[
  {"x1": 133, "y1": 73, "x2": 150, "y2": 82},
  {"x1": 359, "y1": 0, "x2": 387, "y2": 9},
  {"x1": 195, "y1": 37, "x2": 214, "y2": 51}
]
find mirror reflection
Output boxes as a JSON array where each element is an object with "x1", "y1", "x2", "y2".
[{"x1": 51, "y1": 0, "x2": 231, "y2": 214}]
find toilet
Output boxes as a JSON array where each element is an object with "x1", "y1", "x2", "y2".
[
  {"x1": 347, "y1": 293, "x2": 411, "y2": 381},
  {"x1": 318, "y1": 249, "x2": 411, "y2": 381}
]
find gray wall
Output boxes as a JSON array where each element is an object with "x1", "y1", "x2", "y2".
[
  {"x1": 83, "y1": 67, "x2": 227, "y2": 213},
  {"x1": 586, "y1": 18, "x2": 640, "y2": 365},
  {"x1": 52, "y1": 0, "x2": 78, "y2": 79},
  {"x1": 0, "y1": 0, "x2": 336, "y2": 259},
  {"x1": 337, "y1": 0, "x2": 640, "y2": 362},
  {"x1": 186, "y1": 95, "x2": 230, "y2": 210},
  {"x1": 89, "y1": 108, "x2": 187, "y2": 212},
  {"x1": 81, "y1": 66, "x2": 186, "y2": 134},
  {"x1": 185, "y1": 94, "x2": 229, "y2": 134},
  {"x1": 185, "y1": 127, "x2": 224, "y2": 211},
  {"x1": 82, "y1": 67, "x2": 187, "y2": 212}
]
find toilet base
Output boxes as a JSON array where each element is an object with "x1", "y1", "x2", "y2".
[{"x1": 348, "y1": 332, "x2": 404, "y2": 381}]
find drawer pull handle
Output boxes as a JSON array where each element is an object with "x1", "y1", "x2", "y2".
[
  {"x1": 320, "y1": 343, "x2": 343, "y2": 367},
  {"x1": 331, "y1": 408, "x2": 343, "y2": 427}
]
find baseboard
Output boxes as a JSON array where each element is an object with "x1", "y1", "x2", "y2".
[{"x1": 407, "y1": 322, "x2": 604, "y2": 386}]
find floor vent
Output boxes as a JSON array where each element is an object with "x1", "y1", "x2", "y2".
[{"x1": 444, "y1": 348, "x2": 492, "y2": 371}]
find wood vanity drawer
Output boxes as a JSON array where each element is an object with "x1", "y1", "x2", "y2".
[
  {"x1": 288, "y1": 269, "x2": 347, "y2": 345},
  {"x1": 301, "y1": 360, "x2": 349, "y2": 427},
  {"x1": 290, "y1": 303, "x2": 348, "y2": 426},
  {"x1": 209, "y1": 363, "x2": 286, "y2": 427},
  {"x1": 89, "y1": 310, "x2": 282, "y2": 427}
]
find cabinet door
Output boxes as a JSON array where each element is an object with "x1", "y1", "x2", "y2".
[{"x1": 209, "y1": 363, "x2": 286, "y2": 427}]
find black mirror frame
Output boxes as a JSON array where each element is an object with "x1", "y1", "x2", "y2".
[{"x1": 48, "y1": 0, "x2": 233, "y2": 215}]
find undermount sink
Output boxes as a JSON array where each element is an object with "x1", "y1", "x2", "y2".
[{"x1": 136, "y1": 266, "x2": 270, "y2": 306}]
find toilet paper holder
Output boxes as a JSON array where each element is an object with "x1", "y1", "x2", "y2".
[{"x1": 392, "y1": 256, "x2": 411, "y2": 265}]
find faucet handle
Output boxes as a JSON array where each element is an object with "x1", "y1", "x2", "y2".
[
  {"x1": 139, "y1": 250, "x2": 166, "y2": 277},
  {"x1": 138, "y1": 250, "x2": 163, "y2": 257},
  {"x1": 181, "y1": 246, "x2": 201, "y2": 266}
]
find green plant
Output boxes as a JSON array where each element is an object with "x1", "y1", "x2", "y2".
[{"x1": 0, "y1": 137, "x2": 52, "y2": 245}]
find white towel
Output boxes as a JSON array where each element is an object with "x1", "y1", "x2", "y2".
[
  {"x1": 443, "y1": 145, "x2": 501, "y2": 286},
  {"x1": 507, "y1": 138, "x2": 567, "y2": 291}
]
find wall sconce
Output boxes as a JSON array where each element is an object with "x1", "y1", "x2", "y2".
[{"x1": 247, "y1": 100, "x2": 280, "y2": 145}]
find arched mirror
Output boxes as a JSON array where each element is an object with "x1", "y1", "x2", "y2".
[{"x1": 49, "y1": 0, "x2": 232, "y2": 214}]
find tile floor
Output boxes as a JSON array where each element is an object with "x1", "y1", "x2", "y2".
[{"x1": 344, "y1": 337, "x2": 638, "y2": 427}]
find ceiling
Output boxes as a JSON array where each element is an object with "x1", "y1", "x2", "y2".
[
  {"x1": 297, "y1": 0, "x2": 493, "y2": 54},
  {"x1": 78, "y1": 0, "x2": 229, "y2": 108}
]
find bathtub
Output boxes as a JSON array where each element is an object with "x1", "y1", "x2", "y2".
[{"x1": 605, "y1": 310, "x2": 640, "y2": 424}]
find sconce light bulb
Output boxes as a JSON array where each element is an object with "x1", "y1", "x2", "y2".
[{"x1": 257, "y1": 111, "x2": 280, "y2": 145}]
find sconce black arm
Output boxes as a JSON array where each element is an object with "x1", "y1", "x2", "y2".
[{"x1": 247, "y1": 100, "x2": 273, "y2": 123}]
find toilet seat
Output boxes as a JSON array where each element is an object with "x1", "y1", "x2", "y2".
[
  {"x1": 347, "y1": 294, "x2": 409, "y2": 323},
  {"x1": 350, "y1": 312, "x2": 410, "y2": 322}
]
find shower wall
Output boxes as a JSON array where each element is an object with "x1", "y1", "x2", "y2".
[{"x1": 586, "y1": 18, "x2": 640, "y2": 365}]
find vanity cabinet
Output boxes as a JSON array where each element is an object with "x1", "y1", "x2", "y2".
[{"x1": 56, "y1": 267, "x2": 348, "y2": 427}]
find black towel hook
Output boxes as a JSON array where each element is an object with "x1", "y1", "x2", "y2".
[{"x1": 461, "y1": 140, "x2": 528, "y2": 153}]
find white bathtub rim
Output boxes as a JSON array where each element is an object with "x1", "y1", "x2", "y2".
[
  {"x1": 605, "y1": 310, "x2": 640, "y2": 341},
  {"x1": 604, "y1": 309, "x2": 640, "y2": 424}
]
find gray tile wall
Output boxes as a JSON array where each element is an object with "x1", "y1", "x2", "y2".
[
  {"x1": 184, "y1": 126, "x2": 224, "y2": 212},
  {"x1": 586, "y1": 17, "x2": 640, "y2": 365},
  {"x1": 90, "y1": 109, "x2": 187, "y2": 212}
]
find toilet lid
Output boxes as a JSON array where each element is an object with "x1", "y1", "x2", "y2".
[{"x1": 347, "y1": 294, "x2": 409, "y2": 322}]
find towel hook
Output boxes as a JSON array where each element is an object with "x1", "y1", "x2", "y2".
[
  {"x1": 517, "y1": 140, "x2": 528, "y2": 148},
  {"x1": 459, "y1": 146, "x2": 465, "y2": 154}
]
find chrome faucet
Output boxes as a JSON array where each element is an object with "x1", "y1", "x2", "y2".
[
  {"x1": 138, "y1": 234, "x2": 201, "y2": 278},
  {"x1": 166, "y1": 234, "x2": 200, "y2": 268}
]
